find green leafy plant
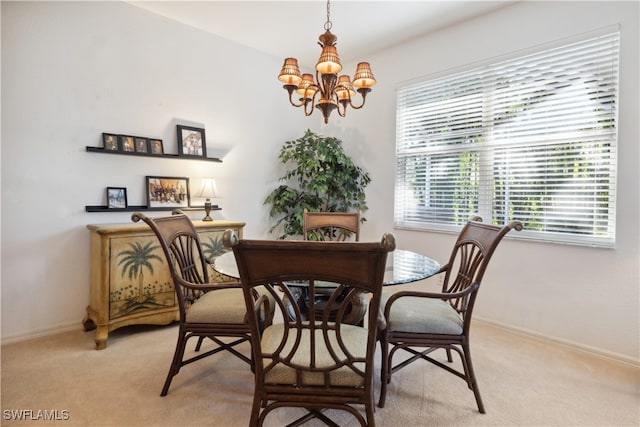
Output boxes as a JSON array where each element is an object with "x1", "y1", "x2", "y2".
[{"x1": 264, "y1": 129, "x2": 371, "y2": 239}]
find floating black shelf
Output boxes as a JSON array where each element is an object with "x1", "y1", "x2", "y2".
[
  {"x1": 86, "y1": 146, "x2": 222, "y2": 162},
  {"x1": 85, "y1": 205, "x2": 221, "y2": 213}
]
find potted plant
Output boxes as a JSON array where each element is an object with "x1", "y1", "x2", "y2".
[{"x1": 264, "y1": 129, "x2": 371, "y2": 239}]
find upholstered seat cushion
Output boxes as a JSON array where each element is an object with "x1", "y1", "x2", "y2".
[
  {"x1": 186, "y1": 287, "x2": 275, "y2": 324},
  {"x1": 382, "y1": 294, "x2": 463, "y2": 335},
  {"x1": 186, "y1": 288, "x2": 247, "y2": 324},
  {"x1": 260, "y1": 322, "x2": 367, "y2": 387}
]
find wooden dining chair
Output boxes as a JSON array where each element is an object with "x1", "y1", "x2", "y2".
[
  {"x1": 132, "y1": 211, "x2": 268, "y2": 396},
  {"x1": 299, "y1": 209, "x2": 367, "y2": 325},
  {"x1": 303, "y1": 209, "x2": 360, "y2": 241},
  {"x1": 224, "y1": 229, "x2": 395, "y2": 427},
  {"x1": 378, "y1": 217, "x2": 522, "y2": 413}
]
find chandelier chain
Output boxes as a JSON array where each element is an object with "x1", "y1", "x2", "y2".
[{"x1": 324, "y1": 0, "x2": 332, "y2": 31}]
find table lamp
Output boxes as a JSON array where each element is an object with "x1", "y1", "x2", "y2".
[{"x1": 198, "y1": 178, "x2": 217, "y2": 221}]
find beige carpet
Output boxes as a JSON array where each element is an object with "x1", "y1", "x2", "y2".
[{"x1": 1, "y1": 321, "x2": 638, "y2": 426}]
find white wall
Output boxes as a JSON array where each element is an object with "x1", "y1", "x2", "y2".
[
  {"x1": 346, "y1": 1, "x2": 639, "y2": 362},
  {"x1": 0, "y1": 0, "x2": 310, "y2": 341},
  {"x1": 2, "y1": 1, "x2": 638, "y2": 363}
]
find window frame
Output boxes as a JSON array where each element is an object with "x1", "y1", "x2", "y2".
[{"x1": 394, "y1": 29, "x2": 619, "y2": 248}]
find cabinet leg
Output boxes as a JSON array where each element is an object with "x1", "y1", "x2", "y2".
[
  {"x1": 83, "y1": 306, "x2": 108, "y2": 349},
  {"x1": 94, "y1": 326, "x2": 108, "y2": 350},
  {"x1": 82, "y1": 315, "x2": 96, "y2": 331}
]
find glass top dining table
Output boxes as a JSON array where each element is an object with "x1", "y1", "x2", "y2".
[{"x1": 213, "y1": 248, "x2": 441, "y2": 286}]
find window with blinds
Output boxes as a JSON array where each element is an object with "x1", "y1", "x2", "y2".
[{"x1": 394, "y1": 31, "x2": 619, "y2": 247}]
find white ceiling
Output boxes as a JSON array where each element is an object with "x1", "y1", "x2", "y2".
[{"x1": 129, "y1": 1, "x2": 515, "y2": 68}]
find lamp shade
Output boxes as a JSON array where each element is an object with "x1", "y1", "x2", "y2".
[
  {"x1": 198, "y1": 178, "x2": 217, "y2": 200},
  {"x1": 278, "y1": 58, "x2": 302, "y2": 85},
  {"x1": 335, "y1": 75, "x2": 356, "y2": 100},
  {"x1": 296, "y1": 74, "x2": 319, "y2": 99},
  {"x1": 316, "y1": 45, "x2": 342, "y2": 74},
  {"x1": 352, "y1": 62, "x2": 376, "y2": 88}
]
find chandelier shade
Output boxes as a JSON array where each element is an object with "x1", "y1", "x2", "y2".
[
  {"x1": 277, "y1": 0, "x2": 375, "y2": 124},
  {"x1": 335, "y1": 75, "x2": 355, "y2": 100},
  {"x1": 316, "y1": 44, "x2": 342, "y2": 74},
  {"x1": 353, "y1": 62, "x2": 376, "y2": 88},
  {"x1": 278, "y1": 58, "x2": 302, "y2": 86}
]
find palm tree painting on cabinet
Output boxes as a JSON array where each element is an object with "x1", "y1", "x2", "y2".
[
  {"x1": 110, "y1": 237, "x2": 174, "y2": 318},
  {"x1": 201, "y1": 235, "x2": 227, "y2": 258}
]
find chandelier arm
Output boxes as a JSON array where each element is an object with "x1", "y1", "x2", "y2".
[
  {"x1": 347, "y1": 88, "x2": 372, "y2": 110},
  {"x1": 330, "y1": 86, "x2": 347, "y2": 117},
  {"x1": 284, "y1": 86, "x2": 307, "y2": 108},
  {"x1": 317, "y1": 70, "x2": 338, "y2": 101},
  {"x1": 316, "y1": 70, "x2": 326, "y2": 96},
  {"x1": 303, "y1": 90, "x2": 318, "y2": 116},
  {"x1": 337, "y1": 100, "x2": 348, "y2": 117}
]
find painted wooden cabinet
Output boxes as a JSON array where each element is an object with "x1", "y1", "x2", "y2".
[{"x1": 82, "y1": 219, "x2": 244, "y2": 349}]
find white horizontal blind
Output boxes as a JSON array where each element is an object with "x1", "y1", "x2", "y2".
[{"x1": 395, "y1": 32, "x2": 619, "y2": 247}]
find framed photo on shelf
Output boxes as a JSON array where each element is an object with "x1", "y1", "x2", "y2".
[
  {"x1": 106, "y1": 187, "x2": 128, "y2": 209},
  {"x1": 149, "y1": 139, "x2": 164, "y2": 155},
  {"x1": 103, "y1": 133, "x2": 119, "y2": 151},
  {"x1": 177, "y1": 125, "x2": 207, "y2": 158},
  {"x1": 120, "y1": 135, "x2": 135, "y2": 152},
  {"x1": 135, "y1": 137, "x2": 149, "y2": 153},
  {"x1": 146, "y1": 176, "x2": 190, "y2": 209}
]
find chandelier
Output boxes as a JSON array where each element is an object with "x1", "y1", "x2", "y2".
[{"x1": 277, "y1": 0, "x2": 376, "y2": 124}]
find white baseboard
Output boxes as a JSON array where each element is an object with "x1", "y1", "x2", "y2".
[
  {"x1": 474, "y1": 317, "x2": 639, "y2": 367},
  {"x1": 1, "y1": 321, "x2": 82, "y2": 345}
]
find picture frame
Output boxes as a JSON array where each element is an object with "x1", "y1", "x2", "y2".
[
  {"x1": 102, "y1": 133, "x2": 119, "y2": 151},
  {"x1": 106, "y1": 187, "x2": 128, "y2": 209},
  {"x1": 146, "y1": 176, "x2": 190, "y2": 209},
  {"x1": 149, "y1": 139, "x2": 164, "y2": 155},
  {"x1": 135, "y1": 137, "x2": 149, "y2": 153},
  {"x1": 119, "y1": 135, "x2": 135, "y2": 152},
  {"x1": 177, "y1": 125, "x2": 207, "y2": 158}
]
